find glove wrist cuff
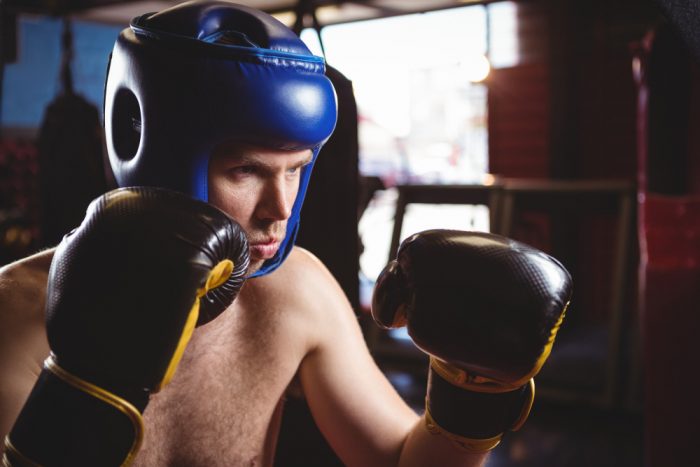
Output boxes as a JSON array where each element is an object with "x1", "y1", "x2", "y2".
[
  {"x1": 430, "y1": 357, "x2": 525, "y2": 393},
  {"x1": 7, "y1": 355, "x2": 145, "y2": 466},
  {"x1": 425, "y1": 360, "x2": 535, "y2": 451}
]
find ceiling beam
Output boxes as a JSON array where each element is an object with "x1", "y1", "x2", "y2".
[{"x1": 4, "y1": 0, "x2": 147, "y2": 16}]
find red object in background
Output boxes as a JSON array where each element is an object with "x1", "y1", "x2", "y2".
[
  {"x1": 0, "y1": 138, "x2": 39, "y2": 212},
  {"x1": 0, "y1": 138, "x2": 40, "y2": 264},
  {"x1": 634, "y1": 27, "x2": 700, "y2": 467},
  {"x1": 638, "y1": 194, "x2": 700, "y2": 467}
]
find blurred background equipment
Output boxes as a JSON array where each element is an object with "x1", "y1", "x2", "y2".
[
  {"x1": 37, "y1": 18, "x2": 107, "y2": 247},
  {"x1": 5, "y1": 1, "x2": 700, "y2": 466},
  {"x1": 633, "y1": 1, "x2": 700, "y2": 464}
]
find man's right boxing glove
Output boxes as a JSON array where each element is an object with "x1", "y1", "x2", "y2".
[
  {"x1": 3, "y1": 187, "x2": 250, "y2": 466},
  {"x1": 372, "y1": 230, "x2": 572, "y2": 452}
]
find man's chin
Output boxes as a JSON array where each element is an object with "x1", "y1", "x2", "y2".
[{"x1": 246, "y1": 259, "x2": 266, "y2": 276}]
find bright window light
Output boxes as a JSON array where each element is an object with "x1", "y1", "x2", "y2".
[
  {"x1": 488, "y1": 1, "x2": 520, "y2": 68},
  {"x1": 301, "y1": 6, "x2": 491, "y2": 184},
  {"x1": 299, "y1": 3, "x2": 518, "y2": 286}
]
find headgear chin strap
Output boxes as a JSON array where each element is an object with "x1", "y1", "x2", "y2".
[{"x1": 104, "y1": 0, "x2": 337, "y2": 277}]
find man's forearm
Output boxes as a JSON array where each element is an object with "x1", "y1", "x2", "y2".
[{"x1": 398, "y1": 416, "x2": 489, "y2": 467}]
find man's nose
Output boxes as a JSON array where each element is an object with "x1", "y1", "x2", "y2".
[{"x1": 258, "y1": 177, "x2": 293, "y2": 222}]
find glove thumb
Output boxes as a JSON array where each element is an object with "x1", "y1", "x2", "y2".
[{"x1": 371, "y1": 260, "x2": 409, "y2": 329}]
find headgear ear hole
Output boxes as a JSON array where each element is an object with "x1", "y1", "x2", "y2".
[{"x1": 112, "y1": 88, "x2": 142, "y2": 161}]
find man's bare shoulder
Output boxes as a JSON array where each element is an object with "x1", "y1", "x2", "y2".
[
  {"x1": 252, "y1": 246, "x2": 349, "y2": 304},
  {"x1": 0, "y1": 250, "x2": 54, "y2": 439},
  {"x1": 243, "y1": 246, "x2": 356, "y2": 342},
  {"x1": 0, "y1": 249, "x2": 54, "y2": 322}
]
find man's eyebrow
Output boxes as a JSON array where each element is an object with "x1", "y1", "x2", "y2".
[
  {"x1": 220, "y1": 152, "x2": 271, "y2": 167},
  {"x1": 224, "y1": 152, "x2": 313, "y2": 168},
  {"x1": 297, "y1": 155, "x2": 314, "y2": 166},
  {"x1": 231, "y1": 153, "x2": 266, "y2": 165}
]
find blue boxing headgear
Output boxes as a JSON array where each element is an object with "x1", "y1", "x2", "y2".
[{"x1": 104, "y1": 1, "x2": 337, "y2": 277}]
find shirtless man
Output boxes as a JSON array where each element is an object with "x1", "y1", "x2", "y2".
[{"x1": 0, "y1": 2, "x2": 573, "y2": 466}]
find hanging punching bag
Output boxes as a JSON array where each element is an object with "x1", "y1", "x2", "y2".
[
  {"x1": 292, "y1": 1, "x2": 360, "y2": 312},
  {"x1": 38, "y1": 18, "x2": 107, "y2": 247},
  {"x1": 296, "y1": 64, "x2": 360, "y2": 311}
]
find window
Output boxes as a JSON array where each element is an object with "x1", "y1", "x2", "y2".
[{"x1": 299, "y1": 3, "x2": 518, "y2": 291}]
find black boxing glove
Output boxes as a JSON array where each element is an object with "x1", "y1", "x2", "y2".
[
  {"x1": 3, "y1": 187, "x2": 249, "y2": 466},
  {"x1": 372, "y1": 230, "x2": 572, "y2": 452}
]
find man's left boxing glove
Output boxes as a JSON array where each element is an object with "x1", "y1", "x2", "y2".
[
  {"x1": 372, "y1": 230, "x2": 572, "y2": 453},
  {"x1": 3, "y1": 187, "x2": 249, "y2": 467}
]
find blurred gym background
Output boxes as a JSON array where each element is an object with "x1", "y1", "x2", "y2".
[{"x1": 2, "y1": 1, "x2": 697, "y2": 465}]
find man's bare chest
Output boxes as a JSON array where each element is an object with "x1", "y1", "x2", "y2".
[{"x1": 132, "y1": 309, "x2": 301, "y2": 466}]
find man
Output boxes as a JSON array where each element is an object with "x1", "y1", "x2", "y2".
[{"x1": 0, "y1": 2, "x2": 572, "y2": 466}]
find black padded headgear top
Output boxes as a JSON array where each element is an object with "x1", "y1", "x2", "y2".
[{"x1": 104, "y1": 1, "x2": 338, "y2": 277}]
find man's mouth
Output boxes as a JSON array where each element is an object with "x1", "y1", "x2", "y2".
[{"x1": 249, "y1": 238, "x2": 281, "y2": 260}]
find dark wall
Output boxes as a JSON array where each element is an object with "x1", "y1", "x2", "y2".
[
  {"x1": 487, "y1": 0, "x2": 659, "y2": 311},
  {"x1": 488, "y1": 0, "x2": 659, "y2": 182},
  {"x1": 486, "y1": 0, "x2": 662, "y2": 408}
]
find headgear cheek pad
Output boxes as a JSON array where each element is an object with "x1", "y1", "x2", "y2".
[{"x1": 104, "y1": 1, "x2": 337, "y2": 277}]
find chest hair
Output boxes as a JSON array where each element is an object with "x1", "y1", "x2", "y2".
[{"x1": 133, "y1": 301, "x2": 302, "y2": 466}]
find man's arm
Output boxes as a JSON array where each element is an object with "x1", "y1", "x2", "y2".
[
  {"x1": 289, "y1": 248, "x2": 488, "y2": 467},
  {"x1": 0, "y1": 249, "x2": 53, "y2": 443},
  {"x1": 2, "y1": 187, "x2": 250, "y2": 465},
  {"x1": 373, "y1": 231, "x2": 571, "y2": 460},
  {"x1": 292, "y1": 229, "x2": 571, "y2": 467}
]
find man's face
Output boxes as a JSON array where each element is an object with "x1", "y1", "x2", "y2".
[{"x1": 208, "y1": 143, "x2": 313, "y2": 273}]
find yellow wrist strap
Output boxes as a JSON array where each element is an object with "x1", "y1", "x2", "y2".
[
  {"x1": 3, "y1": 436, "x2": 42, "y2": 467},
  {"x1": 430, "y1": 357, "x2": 523, "y2": 393},
  {"x1": 425, "y1": 359, "x2": 536, "y2": 452},
  {"x1": 158, "y1": 259, "x2": 234, "y2": 391},
  {"x1": 44, "y1": 354, "x2": 144, "y2": 467},
  {"x1": 429, "y1": 358, "x2": 537, "y2": 429}
]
